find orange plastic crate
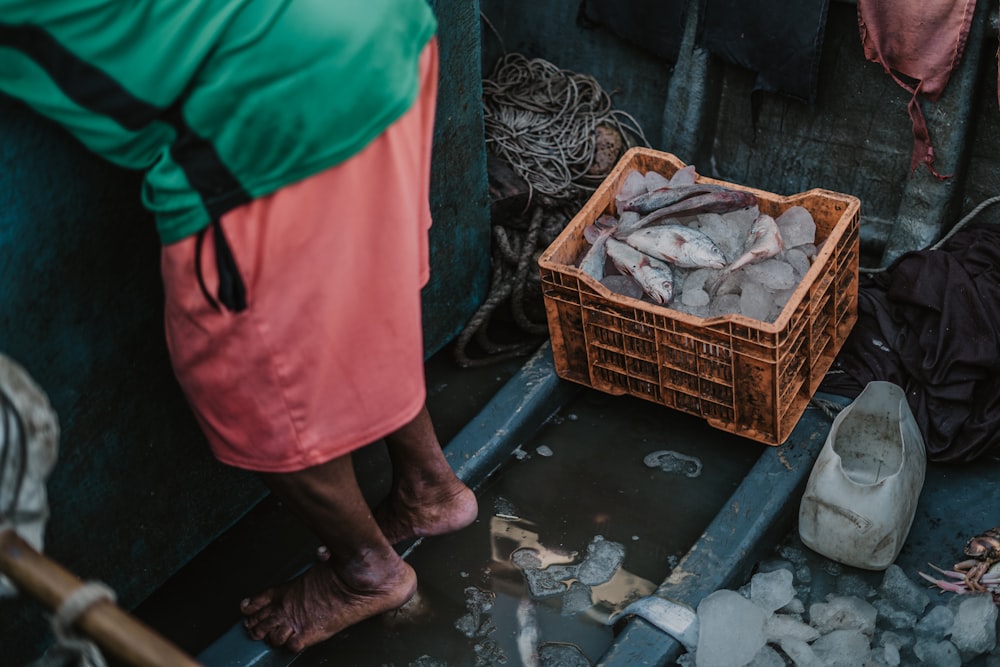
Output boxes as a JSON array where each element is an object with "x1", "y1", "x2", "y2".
[{"x1": 538, "y1": 148, "x2": 860, "y2": 445}]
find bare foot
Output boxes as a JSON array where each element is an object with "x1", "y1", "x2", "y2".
[
  {"x1": 240, "y1": 559, "x2": 416, "y2": 652},
  {"x1": 374, "y1": 481, "x2": 478, "y2": 545}
]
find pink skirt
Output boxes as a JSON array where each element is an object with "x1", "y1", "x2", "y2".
[{"x1": 161, "y1": 40, "x2": 438, "y2": 473}]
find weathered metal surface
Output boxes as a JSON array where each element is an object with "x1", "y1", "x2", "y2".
[{"x1": 0, "y1": 1, "x2": 492, "y2": 661}]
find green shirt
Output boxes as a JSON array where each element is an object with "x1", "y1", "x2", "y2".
[{"x1": 0, "y1": 0, "x2": 437, "y2": 244}]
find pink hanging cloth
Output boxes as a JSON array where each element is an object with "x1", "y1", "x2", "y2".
[{"x1": 857, "y1": 0, "x2": 977, "y2": 180}]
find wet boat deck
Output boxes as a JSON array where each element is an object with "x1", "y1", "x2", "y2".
[{"x1": 131, "y1": 342, "x2": 999, "y2": 666}]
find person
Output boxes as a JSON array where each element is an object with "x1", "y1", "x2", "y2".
[{"x1": 0, "y1": 0, "x2": 478, "y2": 653}]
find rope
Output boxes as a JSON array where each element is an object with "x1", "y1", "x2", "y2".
[
  {"x1": 455, "y1": 33, "x2": 651, "y2": 366},
  {"x1": 859, "y1": 193, "x2": 1000, "y2": 275},
  {"x1": 482, "y1": 52, "x2": 650, "y2": 204},
  {"x1": 0, "y1": 385, "x2": 28, "y2": 525},
  {"x1": 35, "y1": 582, "x2": 117, "y2": 667}
]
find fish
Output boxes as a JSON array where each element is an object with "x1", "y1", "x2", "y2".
[
  {"x1": 725, "y1": 213, "x2": 785, "y2": 273},
  {"x1": 615, "y1": 188, "x2": 759, "y2": 236},
  {"x1": 621, "y1": 225, "x2": 728, "y2": 270},
  {"x1": 618, "y1": 183, "x2": 729, "y2": 215},
  {"x1": 579, "y1": 220, "x2": 617, "y2": 280},
  {"x1": 605, "y1": 238, "x2": 674, "y2": 304}
]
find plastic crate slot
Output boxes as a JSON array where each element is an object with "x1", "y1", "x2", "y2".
[
  {"x1": 624, "y1": 335, "x2": 656, "y2": 356},
  {"x1": 698, "y1": 378, "x2": 733, "y2": 405},
  {"x1": 588, "y1": 325, "x2": 624, "y2": 349},
  {"x1": 675, "y1": 392, "x2": 703, "y2": 414},
  {"x1": 592, "y1": 346, "x2": 627, "y2": 371},
  {"x1": 583, "y1": 308, "x2": 622, "y2": 331},
  {"x1": 663, "y1": 368, "x2": 699, "y2": 393},
  {"x1": 592, "y1": 366, "x2": 629, "y2": 391},
  {"x1": 628, "y1": 377, "x2": 661, "y2": 400},
  {"x1": 627, "y1": 356, "x2": 660, "y2": 381},
  {"x1": 658, "y1": 344, "x2": 699, "y2": 374}
]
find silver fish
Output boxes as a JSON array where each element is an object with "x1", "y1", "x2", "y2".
[
  {"x1": 605, "y1": 238, "x2": 674, "y2": 304},
  {"x1": 619, "y1": 183, "x2": 728, "y2": 215},
  {"x1": 579, "y1": 222, "x2": 616, "y2": 280},
  {"x1": 615, "y1": 188, "x2": 758, "y2": 237},
  {"x1": 622, "y1": 225, "x2": 728, "y2": 270},
  {"x1": 725, "y1": 213, "x2": 785, "y2": 273}
]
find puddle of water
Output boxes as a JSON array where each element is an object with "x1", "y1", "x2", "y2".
[{"x1": 293, "y1": 390, "x2": 764, "y2": 666}]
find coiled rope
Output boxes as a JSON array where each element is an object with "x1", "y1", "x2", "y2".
[
  {"x1": 482, "y1": 52, "x2": 650, "y2": 203},
  {"x1": 454, "y1": 39, "x2": 650, "y2": 367}
]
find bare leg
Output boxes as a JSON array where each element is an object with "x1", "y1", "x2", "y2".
[
  {"x1": 374, "y1": 404, "x2": 478, "y2": 545},
  {"x1": 241, "y1": 455, "x2": 416, "y2": 652}
]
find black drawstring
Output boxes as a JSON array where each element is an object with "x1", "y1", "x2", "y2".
[{"x1": 194, "y1": 218, "x2": 247, "y2": 313}]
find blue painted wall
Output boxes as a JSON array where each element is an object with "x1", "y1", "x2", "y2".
[{"x1": 0, "y1": 1, "x2": 489, "y2": 661}]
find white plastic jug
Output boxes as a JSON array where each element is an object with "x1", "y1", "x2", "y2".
[{"x1": 798, "y1": 381, "x2": 926, "y2": 570}]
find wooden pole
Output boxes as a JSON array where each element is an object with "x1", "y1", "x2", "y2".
[{"x1": 0, "y1": 529, "x2": 202, "y2": 667}]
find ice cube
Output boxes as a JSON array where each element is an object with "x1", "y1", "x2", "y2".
[
  {"x1": 915, "y1": 604, "x2": 955, "y2": 641},
  {"x1": 913, "y1": 639, "x2": 961, "y2": 667},
  {"x1": 750, "y1": 569, "x2": 796, "y2": 615},
  {"x1": 739, "y1": 280, "x2": 772, "y2": 321},
  {"x1": 879, "y1": 565, "x2": 930, "y2": 616},
  {"x1": 809, "y1": 596, "x2": 877, "y2": 636},
  {"x1": 643, "y1": 170, "x2": 672, "y2": 192},
  {"x1": 776, "y1": 206, "x2": 816, "y2": 248},
  {"x1": 695, "y1": 590, "x2": 767, "y2": 667},
  {"x1": 577, "y1": 536, "x2": 626, "y2": 586},
  {"x1": 744, "y1": 259, "x2": 797, "y2": 291},
  {"x1": 950, "y1": 593, "x2": 998, "y2": 657},
  {"x1": 810, "y1": 629, "x2": 871, "y2": 667}
]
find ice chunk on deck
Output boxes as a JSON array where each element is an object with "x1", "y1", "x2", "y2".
[
  {"x1": 643, "y1": 450, "x2": 703, "y2": 478},
  {"x1": 913, "y1": 639, "x2": 961, "y2": 667},
  {"x1": 775, "y1": 206, "x2": 816, "y2": 248},
  {"x1": 746, "y1": 645, "x2": 785, "y2": 667},
  {"x1": 879, "y1": 565, "x2": 930, "y2": 615},
  {"x1": 695, "y1": 590, "x2": 767, "y2": 667},
  {"x1": 809, "y1": 596, "x2": 877, "y2": 636},
  {"x1": 577, "y1": 536, "x2": 625, "y2": 586},
  {"x1": 915, "y1": 604, "x2": 955, "y2": 641},
  {"x1": 949, "y1": 593, "x2": 998, "y2": 656},
  {"x1": 810, "y1": 629, "x2": 871, "y2": 667},
  {"x1": 749, "y1": 568, "x2": 795, "y2": 615},
  {"x1": 561, "y1": 581, "x2": 593, "y2": 616},
  {"x1": 764, "y1": 613, "x2": 820, "y2": 644}
]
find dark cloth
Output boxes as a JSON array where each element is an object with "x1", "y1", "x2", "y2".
[
  {"x1": 857, "y1": 0, "x2": 976, "y2": 179},
  {"x1": 696, "y1": 0, "x2": 830, "y2": 104},
  {"x1": 578, "y1": 0, "x2": 688, "y2": 62},
  {"x1": 820, "y1": 223, "x2": 1000, "y2": 463}
]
